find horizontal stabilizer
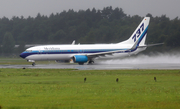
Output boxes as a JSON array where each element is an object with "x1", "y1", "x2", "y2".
[{"x1": 138, "y1": 43, "x2": 164, "y2": 48}]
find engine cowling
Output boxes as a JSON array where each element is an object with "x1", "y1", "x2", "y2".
[{"x1": 73, "y1": 55, "x2": 88, "y2": 63}]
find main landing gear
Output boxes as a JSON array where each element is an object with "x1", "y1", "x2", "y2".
[
  {"x1": 78, "y1": 62, "x2": 84, "y2": 65},
  {"x1": 78, "y1": 60, "x2": 94, "y2": 65},
  {"x1": 88, "y1": 60, "x2": 94, "y2": 65}
]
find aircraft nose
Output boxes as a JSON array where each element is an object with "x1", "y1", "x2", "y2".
[{"x1": 20, "y1": 53, "x2": 26, "y2": 58}]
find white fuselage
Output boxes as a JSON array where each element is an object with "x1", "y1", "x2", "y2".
[{"x1": 22, "y1": 43, "x2": 145, "y2": 61}]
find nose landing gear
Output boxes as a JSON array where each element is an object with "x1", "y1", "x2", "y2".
[{"x1": 32, "y1": 62, "x2": 35, "y2": 66}]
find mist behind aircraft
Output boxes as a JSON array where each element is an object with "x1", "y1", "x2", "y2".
[{"x1": 97, "y1": 52, "x2": 180, "y2": 64}]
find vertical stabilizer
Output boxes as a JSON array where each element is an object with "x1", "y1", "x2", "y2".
[{"x1": 119, "y1": 17, "x2": 150, "y2": 46}]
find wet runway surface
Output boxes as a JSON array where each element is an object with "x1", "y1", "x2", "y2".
[
  {"x1": 2, "y1": 53, "x2": 180, "y2": 70},
  {"x1": 0, "y1": 63, "x2": 180, "y2": 70}
]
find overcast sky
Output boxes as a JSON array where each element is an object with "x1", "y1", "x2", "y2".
[{"x1": 0, "y1": 0, "x2": 179, "y2": 19}]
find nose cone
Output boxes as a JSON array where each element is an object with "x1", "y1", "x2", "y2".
[{"x1": 20, "y1": 52, "x2": 26, "y2": 59}]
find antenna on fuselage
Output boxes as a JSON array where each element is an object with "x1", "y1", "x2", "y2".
[{"x1": 72, "y1": 40, "x2": 75, "y2": 45}]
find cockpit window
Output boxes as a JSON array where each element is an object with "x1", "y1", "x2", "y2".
[{"x1": 25, "y1": 50, "x2": 32, "y2": 53}]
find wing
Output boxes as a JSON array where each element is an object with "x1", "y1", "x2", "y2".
[
  {"x1": 86, "y1": 41, "x2": 139, "y2": 58},
  {"x1": 86, "y1": 49, "x2": 127, "y2": 58}
]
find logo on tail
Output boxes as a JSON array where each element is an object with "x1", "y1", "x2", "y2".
[
  {"x1": 132, "y1": 23, "x2": 144, "y2": 42},
  {"x1": 118, "y1": 17, "x2": 150, "y2": 45}
]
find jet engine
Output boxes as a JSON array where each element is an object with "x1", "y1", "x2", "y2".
[{"x1": 73, "y1": 55, "x2": 88, "y2": 64}]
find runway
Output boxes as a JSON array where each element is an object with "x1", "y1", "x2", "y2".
[
  {"x1": 0, "y1": 63, "x2": 180, "y2": 70},
  {"x1": 1, "y1": 53, "x2": 180, "y2": 70}
]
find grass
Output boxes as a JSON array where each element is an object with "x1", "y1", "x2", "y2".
[{"x1": 0, "y1": 69, "x2": 180, "y2": 109}]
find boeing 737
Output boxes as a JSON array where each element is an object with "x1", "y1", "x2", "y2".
[{"x1": 20, "y1": 17, "x2": 158, "y2": 66}]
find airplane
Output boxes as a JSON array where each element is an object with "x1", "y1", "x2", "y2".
[{"x1": 20, "y1": 17, "x2": 161, "y2": 66}]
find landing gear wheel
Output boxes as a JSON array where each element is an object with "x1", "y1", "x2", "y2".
[
  {"x1": 78, "y1": 63, "x2": 84, "y2": 65},
  {"x1": 88, "y1": 60, "x2": 94, "y2": 65},
  {"x1": 32, "y1": 63, "x2": 35, "y2": 66}
]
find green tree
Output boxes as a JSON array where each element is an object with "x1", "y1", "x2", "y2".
[
  {"x1": 0, "y1": 6, "x2": 180, "y2": 53},
  {"x1": 49, "y1": 30, "x2": 67, "y2": 43},
  {"x1": 17, "y1": 41, "x2": 25, "y2": 53},
  {"x1": 2, "y1": 32, "x2": 15, "y2": 55},
  {"x1": 0, "y1": 36, "x2": 1, "y2": 55}
]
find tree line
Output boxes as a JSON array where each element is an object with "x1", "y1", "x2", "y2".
[{"x1": 0, "y1": 6, "x2": 180, "y2": 56}]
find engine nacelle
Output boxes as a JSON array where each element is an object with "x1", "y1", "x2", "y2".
[{"x1": 73, "y1": 55, "x2": 88, "y2": 63}]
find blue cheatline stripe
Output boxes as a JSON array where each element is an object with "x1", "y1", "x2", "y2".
[{"x1": 21, "y1": 48, "x2": 128, "y2": 58}]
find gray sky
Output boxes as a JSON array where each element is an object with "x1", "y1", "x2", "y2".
[{"x1": 0, "y1": 0, "x2": 179, "y2": 19}]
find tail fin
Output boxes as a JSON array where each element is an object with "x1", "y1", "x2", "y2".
[{"x1": 119, "y1": 17, "x2": 150, "y2": 46}]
